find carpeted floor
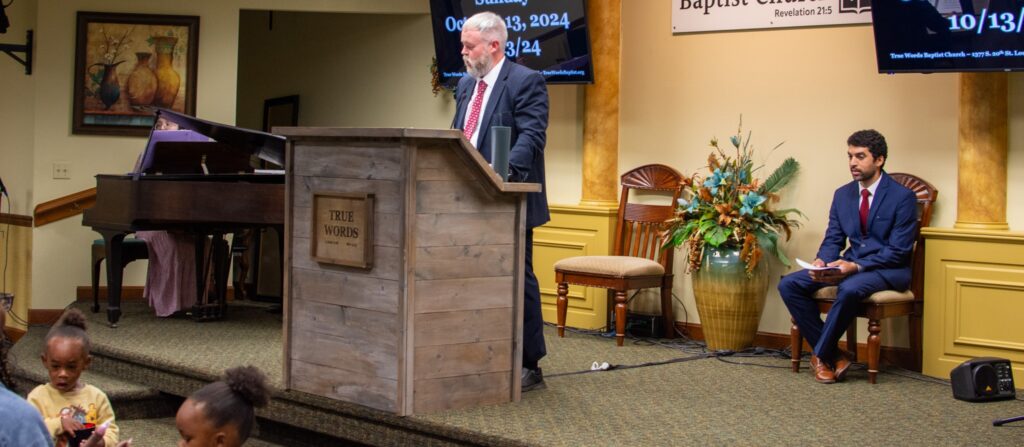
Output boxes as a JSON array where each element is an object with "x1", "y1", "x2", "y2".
[{"x1": 11, "y1": 301, "x2": 1024, "y2": 446}]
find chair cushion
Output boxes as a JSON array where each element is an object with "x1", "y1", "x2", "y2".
[
  {"x1": 554, "y1": 256, "x2": 665, "y2": 277},
  {"x1": 813, "y1": 286, "x2": 915, "y2": 304}
]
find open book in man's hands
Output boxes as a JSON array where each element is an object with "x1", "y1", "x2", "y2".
[{"x1": 796, "y1": 258, "x2": 841, "y2": 271}]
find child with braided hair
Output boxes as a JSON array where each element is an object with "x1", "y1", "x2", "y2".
[
  {"x1": 27, "y1": 308, "x2": 120, "y2": 446},
  {"x1": 175, "y1": 365, "x2": 270, "y2": 446}
]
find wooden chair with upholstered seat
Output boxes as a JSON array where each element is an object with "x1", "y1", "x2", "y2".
[
  {"x1": 91, "y1": 237, "x2": 149, "y2": 313},
  {"x1": 790, "y1": 172, "x2": 937, "y2": 383},
  {"x1": 554, "y1": 164, "x2": 685, "y2": 346}
]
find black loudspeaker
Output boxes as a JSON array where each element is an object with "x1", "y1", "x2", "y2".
[{"x1": 950, "y1": 357, "x2": 1016, "y2": 402}]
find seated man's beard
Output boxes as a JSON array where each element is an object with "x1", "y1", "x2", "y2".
[{"x1": 464, "y1": 55, "x2": 493, "y2": 79}]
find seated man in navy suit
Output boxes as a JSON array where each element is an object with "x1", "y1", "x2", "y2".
[
  {"x1": 452, "y1": 12, "x2": 550, "y2": 391},
  {"x1": 778, "y1": 130, "x2": 918, "y2": 384}
]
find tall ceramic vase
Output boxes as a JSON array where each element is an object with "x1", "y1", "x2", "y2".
[
  {"x1": 126, "y1": 52, "x2": 157, "y2": 107},
  {"x1": 691, "y1": 246, "x2": 769, "y2": 351},
  {"x1": 152, "y1": 36, "x2": 181, "y2": 108},
  {"x1": 90, "y1": 61, "x2": 125, "y2": 110}
]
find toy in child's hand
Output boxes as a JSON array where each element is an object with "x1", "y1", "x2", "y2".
[{"x1": 68, "y1": 423, "x2": 96, "y2": 447}]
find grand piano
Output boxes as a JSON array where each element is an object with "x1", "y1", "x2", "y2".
[{"x1": 83, "y1": 109, "x2": 285, "y2": 327}]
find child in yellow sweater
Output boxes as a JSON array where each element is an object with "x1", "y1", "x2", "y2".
[{"x1": 27, "y1": 309, "x2": 119, "y2": 447}]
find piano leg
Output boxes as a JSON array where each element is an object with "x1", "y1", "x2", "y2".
[
  {"x1": 213, "y1": 232, "x2": 229, "y2": 320},
  {"x1": 99, "y1": 230, "x2": 126, "y2": 328},
  {"x1": 192, "y1": 233, "x2": 230, "y2": 321}
]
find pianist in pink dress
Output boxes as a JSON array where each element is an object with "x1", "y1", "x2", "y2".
[
  {"x1": 135, "y1": 231, "x2": 197, "y2": 317},
  {"x1": 133, "y1": 117, "x2": 198, "y2": 317}
]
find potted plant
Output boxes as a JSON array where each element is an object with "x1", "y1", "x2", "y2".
[{"x1": 664, "y1": 119, "x2": 802, "y2": 351}]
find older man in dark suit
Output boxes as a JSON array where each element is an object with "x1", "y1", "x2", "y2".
[
  {"x1": 778, "y1": 129, "x2": 918, "y2": 384},
  {"x1": 451, "y1": 11, "x2": 550, "y2": 391}
]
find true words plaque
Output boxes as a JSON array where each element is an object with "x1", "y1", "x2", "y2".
[{"x1": 311, "y1": 192, "x2": 374, "y2": 268}]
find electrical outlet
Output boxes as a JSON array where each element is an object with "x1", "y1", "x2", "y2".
[{"x1": 53, "y1": 162, "x2": 71, "y2": 179}]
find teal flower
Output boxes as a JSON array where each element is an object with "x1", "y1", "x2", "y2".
[
  {"x1": 730, "y1": 135, "x2": 741, "y2": 148},
  {"x1": 739, "y1": 192, "x2": 766, "y2": 216},
  {"x1": 703, "y1": 168, "x2": 727, "y2": 195}
]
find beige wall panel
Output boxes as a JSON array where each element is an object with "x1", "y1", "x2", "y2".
[
  {"x1": 290, "y1": 298, "x2": 397, "y2": 347},
  {"x1": 291, "y1": 329, "x2": 397, "y2": 380},
  {"x1": 413, "y1": 245, "x2": 514, "y2": 280},
  {"x1": 414, "y1": 308, "x2": 513, "y2": 347},
  {"x1": 292, "y1": 237, "x2": 401, "y2": 281},
  {"x1": 415, "y1": 213, "x2": 515, "y2": 247},
  {"x1": 535, "y1": 206, "x2": 618, "y2": 330},
  {"x1": 952, "y1": 279, "x2": 1024, "y2": 351},
  {"x1": 936, "y1": 263, "x2": 1024, "y2": 354},
  {"x1": 414, "y1": 277, "x2": 514, "y2": 314},
  {"x1": 291, "y1": 359, "x2": 396, "y2": 413},
  {"x1": 290, "y1": 266, "x2": 398, "y2": 314},
  {"x1": 292, "y1": 143, "x2": 403, "y2": 179},
  {"x1": 922, "y1": 230, "x2": 1024, "y2": 386},
  {"x1": 413, "y1": 341, "x2": 512, "y2": 380},
  {"x1": 413, "y1": 372, "x2": 510, "y2": 414}
]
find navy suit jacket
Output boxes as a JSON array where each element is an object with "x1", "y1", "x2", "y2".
[
  {"x1": 815, "y1": 173, "x2": 918, "y2": 290},
  {"x1": 452, "y1": 60, "x2": 550, "y2": 229}
]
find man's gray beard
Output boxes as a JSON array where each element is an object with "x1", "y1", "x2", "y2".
[{"x1": 464, "y1": 56, "x2": 493, "y2": 79}]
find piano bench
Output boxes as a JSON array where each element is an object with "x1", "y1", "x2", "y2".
[{"x1": 91, "y1": 238, "x2": 149, "y2": 313}]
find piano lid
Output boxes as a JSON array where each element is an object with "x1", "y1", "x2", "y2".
[{"x1": 155, "y1": 108, "x2": 285, "y2": 167}]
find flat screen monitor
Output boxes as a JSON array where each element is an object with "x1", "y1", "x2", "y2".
[
  {"x1": 872, "y1": 0, "x2": 1024, "y2": 73},
  {"x1": 429, "y1": 0, "x2": 593, "y2": 88}
]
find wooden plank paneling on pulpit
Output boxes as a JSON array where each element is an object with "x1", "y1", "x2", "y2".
[{"x1": 278, "y1": 128, "x2": 539, "y2": 416}]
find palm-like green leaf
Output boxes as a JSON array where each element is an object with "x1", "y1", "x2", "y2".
[
  {"x1": 759, "y1": 157, "x2": 799, "y2": 195},
  {"x1": 755, "y1": 230, "x2": 791, "y2": 267}
]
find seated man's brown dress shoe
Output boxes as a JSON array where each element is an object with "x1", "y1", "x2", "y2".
[
  {"x1": 810, "y1": 355, "x2": 836, "y2": 384},
  {"x1": 833, "y1": 351, "x2": 852, "y2": 382}
]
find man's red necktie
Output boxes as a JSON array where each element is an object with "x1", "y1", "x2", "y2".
[
  {"x1": 463, "y1": 80, "x2": 488, "y2": 144},
  {"x1": 859, "y1": 189, "x2": 870, "y2": 234}
]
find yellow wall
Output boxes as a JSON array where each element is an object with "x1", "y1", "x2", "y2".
[
  {"x1": 0, "y1": 0, "x2": 36, "y2": 216},
  {"x1": 619, "y1": 2, "x2": 1024, "y2": 345}
]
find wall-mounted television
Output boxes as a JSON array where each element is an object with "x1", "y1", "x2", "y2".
[
  {"x1": 429, "y1": 0, "x2": 593, "y2": 88},
  {"x1": 872, "y1": 0, "x2": 1024, "y2": 73}
]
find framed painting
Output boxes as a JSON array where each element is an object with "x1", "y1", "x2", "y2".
[{"x1": 72, "y1": 11, "x2": 199, "y2": 136}]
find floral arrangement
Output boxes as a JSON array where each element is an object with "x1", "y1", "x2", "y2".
[
  {"x1": 663, "y1": 119, "x2": 803, "y2": 274},
  {"x1": 95, "y1": 25, "x2": 134, "y2": 65}
]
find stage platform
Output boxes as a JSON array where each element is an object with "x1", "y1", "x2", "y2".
[{"x1": 10, "y1": 300, "x2": 1024, "y2": 446}]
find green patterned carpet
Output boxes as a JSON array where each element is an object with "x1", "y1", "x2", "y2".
[{"x1": 12, "y1": 301, "x2": 1024, "y2": 446}]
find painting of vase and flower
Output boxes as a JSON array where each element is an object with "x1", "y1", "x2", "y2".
[{"x1": 72, "y1": 11, "x2": 198, "y2": 136}]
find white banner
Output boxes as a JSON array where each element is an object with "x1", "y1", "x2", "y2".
[{"x1": 671, "y1": 0, "x2": 873, "y2": 33}]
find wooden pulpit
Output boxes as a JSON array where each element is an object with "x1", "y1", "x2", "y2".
[{"x1": 276, "y1": 128, "x2": 539, "y2": 416}]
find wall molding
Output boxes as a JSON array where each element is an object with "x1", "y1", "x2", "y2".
[
  {"x1": 28, "y1": 309, "x2": 68, "y2": 327},
  {"x1": 0, "y1": 213, "x2": 33, "y2": 227}
]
